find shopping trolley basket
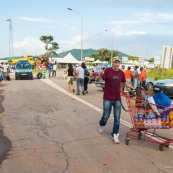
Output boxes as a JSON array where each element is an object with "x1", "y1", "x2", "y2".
[{"x1": 122, "y1": 91, "x2": 173, "y2": 151}]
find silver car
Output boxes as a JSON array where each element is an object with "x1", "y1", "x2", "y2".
[{"x1": 95, "y1": 77, "x2": 154, "y2": 91}]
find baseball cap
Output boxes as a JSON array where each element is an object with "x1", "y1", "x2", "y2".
[{"x1": 112, "y1": 56, "x2": 121, "y2": 62}]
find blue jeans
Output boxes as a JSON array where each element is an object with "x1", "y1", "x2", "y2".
[
  {"x1": 99, "y1": 100, "x2": 121, "y2": 134},
  {"x1": 76, "y1": 78, "x2": 84, "y2": 94}
]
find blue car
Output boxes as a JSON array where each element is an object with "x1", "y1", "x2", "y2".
[{"x1": 15, "y1": 60, "x2": 33, "y2": 80}]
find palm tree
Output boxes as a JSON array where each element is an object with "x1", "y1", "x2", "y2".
[{"x1": 98, "y1": 48, "x2": 109, "y2": 61}]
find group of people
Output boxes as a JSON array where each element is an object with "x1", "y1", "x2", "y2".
[
  {"x1": 47, "y1": 62, "x2": 58, "y2": 78},
  {"x1": 122, "y1": 65, "x2": 147, "y2": 90},
  {"x1": 0, "y1": 62, "x2": 10, "y2": 81},
  {"x1": 66, "y1": 62, "x2": 90, "y2": 95}
]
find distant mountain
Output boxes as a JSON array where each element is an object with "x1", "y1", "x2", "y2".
[{"x1": 58, "y1": 48, "x2": 98, "y2": 60}]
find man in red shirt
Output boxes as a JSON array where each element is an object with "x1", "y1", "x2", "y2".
[
  {"x1": 97, "y1": 57, "x2": 134, "y2": 144},
  {"x1": 139, "y1": 67, "x2": 147, "y2": 89}
]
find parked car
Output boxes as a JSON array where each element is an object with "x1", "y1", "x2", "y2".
[
  {"x1": 15, "y1": 60, "x2": 33, "y2": 80},
  {"x1": 95, "y1": 77, "x2": 154, "y2": 91},
  {"x1": 89, "y1": 64, "x2": 110, "y2": 83},
  {"x1": 153, "y1": 78, "x2": 173, "y2": 98}
]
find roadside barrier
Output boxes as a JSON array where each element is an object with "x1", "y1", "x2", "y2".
[{"x1": 42, "y1": 71, "x2": 46, "y2": 79}]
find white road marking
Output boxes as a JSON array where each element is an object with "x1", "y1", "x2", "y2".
[{"x1": 41, "y1": 78, "x2": 173, "y2": 149}]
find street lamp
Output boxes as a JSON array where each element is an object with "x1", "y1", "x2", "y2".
[
  {"x1": 6, "y1": 18, "x2": 14, "y2": 60},
  {"x1": 67, "y1": 8, "x2": 83, "y2": 62},
  {"x1": 105, "y1": 30, "x2": 114, "y2": 66}
]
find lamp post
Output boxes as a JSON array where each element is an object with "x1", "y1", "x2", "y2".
[
  {"x1": 67, "y1": 8, "x2": 83, "y2": 62},
  {"x1": 105, "y1": 30, "x2": 114, "y2": 66},
  {"x1": 6, "y1": 18, "x2": 14, "y2": 60}
]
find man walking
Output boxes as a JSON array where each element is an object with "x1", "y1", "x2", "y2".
[
  {"x1": 75, "y1": 63, "x2": 84, "y2": 95},
  {"x1": 96, "y1": 57, "x2": 134, "y2": 144}
]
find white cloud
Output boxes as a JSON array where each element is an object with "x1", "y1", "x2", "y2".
[
  {"x1": 111, "y1": 25, "x2": 147, "y2": 36},
  {"x1": 20, "y1": 17, "x2": 55, "y2": 23},
  {"x1": 13, "y1": 37, "x2": 45, "y2": 56},
  {"x1": 110, "y1": 12, "x2": 173, "y2": 25}
]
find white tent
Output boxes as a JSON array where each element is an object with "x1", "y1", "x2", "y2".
[
  {"x1": 56, "y1": 53, "x2": 80, "y2": 63},
  {"x1": 93, "y1": 59, "x2": 102, "y2": 64}
]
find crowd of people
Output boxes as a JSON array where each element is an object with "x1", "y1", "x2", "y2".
[
  {"x1": 122, "y1": 65, "x2": 147, "y2": 90},
  {"x1": 65, "y1": 62, "x2": 90, "y2": 95}
]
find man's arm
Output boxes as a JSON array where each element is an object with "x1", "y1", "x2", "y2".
[{"x1": 125, "y1": 82, "x2": 135, "y2": 90}]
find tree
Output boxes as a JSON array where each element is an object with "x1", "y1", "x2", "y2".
[
  {"x1": 149, "y1": 58, "x2": 154, "y2": 63},
  {"x1": 40, "y1": 35, "x2": 59, "y2": 57}
]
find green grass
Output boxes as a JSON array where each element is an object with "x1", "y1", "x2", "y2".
[{"x1": 147, "y1": 67, "x2": 173, "y2": 80}]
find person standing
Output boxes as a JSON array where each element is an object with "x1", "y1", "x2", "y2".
[
  {"x1": 66, "y1": 63, "x2": 75, "y2": 93},
  {"x1": 81, "y1": 62, "x2": 89, "y2": 94},
  {"x1": 2, "y1": 62, "x2": 9, "y2": 80},
  {"x1": 139, "y1": 67, "x2": 147, "y2": 89},
  {"x1": 124, "y1": 66, "x2": 133, "y2": 91},
  {"x1": 76, "y1": 63, "x2": 84, "y2": 95},
  {"x1": 52, "y1": 63, "x2": 57, "y2": 77},
  {"x1": 96, "y1": 57, "x2": 134, "y2": 144},
  {"x1": 132, "y1": 66, "x2": 139, "y2": 88},
  {"x1": 47, "y1": 63, "x2": 53, "y2": 77}
]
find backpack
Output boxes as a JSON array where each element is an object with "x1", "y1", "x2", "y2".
[
  {"x1": 84, "y1": 69, "x2": 90, "y2": 77},
  {"x1": 153, "y1": 92, "x2": 171, "y2": 107}
]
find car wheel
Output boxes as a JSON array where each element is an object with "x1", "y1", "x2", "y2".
[
  {"x1": 146, "y1": 82, "x2": 153, "y2": 91},
  {"x1": 36, "y1": 72, "x2": 42, "y2": 79},
  {"x1": 15, "y1": 75, "x2": 18, "y2": 80}
]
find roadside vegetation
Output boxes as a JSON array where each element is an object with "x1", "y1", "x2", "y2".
[{"x1": 147, "y1": 67, "x2": 173, "y2": 80}]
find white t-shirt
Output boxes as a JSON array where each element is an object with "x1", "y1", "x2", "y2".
[
  {"x1": 76, "y1": 66, "x2": 84, "y2": 79},
  {"x1": 53, "y1": 64, "x2": 57, "y2": 71},
  {"x1": 3, "y1": 64, "x2": 8, "y2": 72}
]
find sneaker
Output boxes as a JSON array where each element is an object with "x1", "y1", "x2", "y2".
[
  {"x1": 98, "y1": 125, "x2": 103, "y2": 134},
  {"x1": 112, "y1": 133, "x2": 120, "y2": 144}
]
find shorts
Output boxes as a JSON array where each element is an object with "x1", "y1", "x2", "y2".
[{"x1": 67, "y1": 77, "x2": 74, "y2": 84}]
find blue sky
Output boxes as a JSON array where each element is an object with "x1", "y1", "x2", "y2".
[{"x1": 0, "y1": 0, "x2": 173, "y2": 59}]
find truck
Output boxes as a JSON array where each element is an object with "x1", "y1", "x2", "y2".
[{"x1": 10, "y1": 55, "x2": 36, "y2": 68}]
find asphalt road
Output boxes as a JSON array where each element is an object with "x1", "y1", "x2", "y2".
[{"x1": 0, "y1": 71, "x2": 173, "y2": 173}]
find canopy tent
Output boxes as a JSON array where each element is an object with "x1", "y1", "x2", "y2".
[
  {"x1": 93, "y1": 59, "x2": 102, "y2": 64},
  {"x1": 56, "y1": 53, "x2": 80, "y2": 64}
]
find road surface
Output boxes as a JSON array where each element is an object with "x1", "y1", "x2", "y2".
[{"x1": 0, "y1": 72, "x2": 173, "y2": 173}]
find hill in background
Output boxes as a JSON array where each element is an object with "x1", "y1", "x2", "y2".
[{"x1": 58, "y1": 48, "x2": 129, "y2": 61}]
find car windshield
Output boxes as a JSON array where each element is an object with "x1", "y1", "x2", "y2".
[{"x1": 16, "y1": 63, "x2": 31, "y2": 69}]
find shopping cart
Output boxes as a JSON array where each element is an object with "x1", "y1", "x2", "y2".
[{"x1": 122, "y1": 90, "x2": 173, "y2": 151}]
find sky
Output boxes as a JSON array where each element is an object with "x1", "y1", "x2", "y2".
[{"x1": 0, "y1": 0, "x2": 173, "y2": 59}]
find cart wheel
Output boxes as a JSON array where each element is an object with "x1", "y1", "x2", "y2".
[
  {"x1": 125, "y1": 138, "x2": 130, "y2": 145},
  {"x1": 138, "y1": 132, "x2": 142, "y2": 139},
  {"x1": 159, "y1": 144, "x2": 164, "y2": 151}
]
